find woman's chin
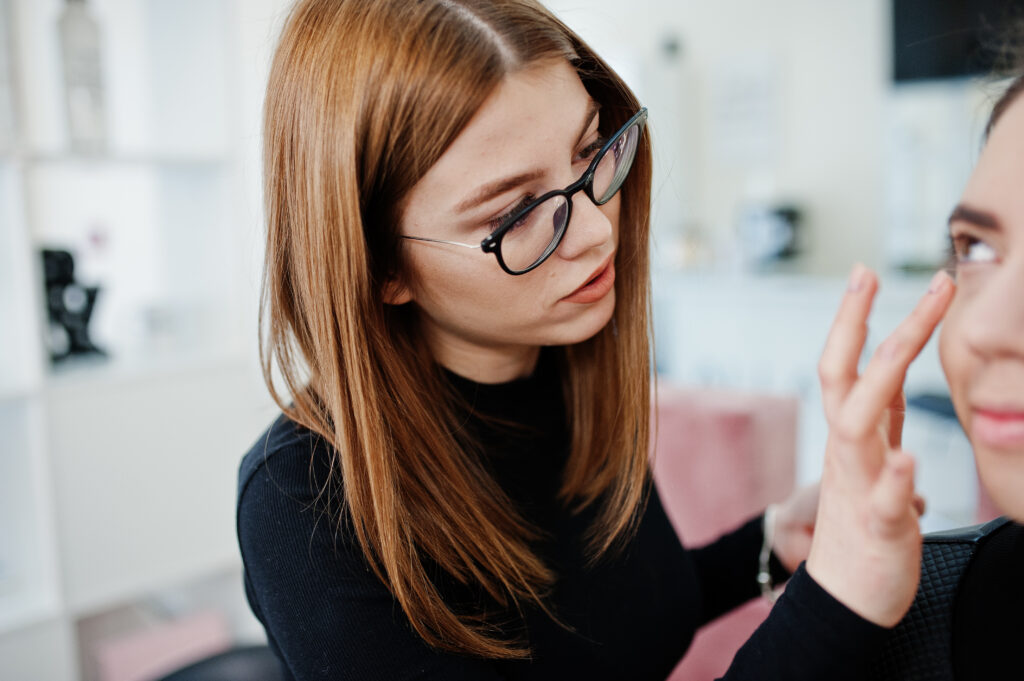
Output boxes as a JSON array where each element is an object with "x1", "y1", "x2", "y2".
[
  {"x1": 976, "y1": 449, "x2": 1024, "y2": 523},
  {"x1": 554, "y1": 290, "x2": 617, "y2": 345}
]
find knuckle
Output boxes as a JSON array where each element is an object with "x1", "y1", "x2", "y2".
[
  {"x1": 870, "y1": 497, "x2": 903, "y2": 530},
  {"x1": 818, "y1": 362, "x2": 851, "y2": 389},
  {"x1": 874, "y1": 336, "x2": 904, "y2": 361}
]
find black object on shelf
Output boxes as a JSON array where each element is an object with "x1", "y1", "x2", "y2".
[
  {"x1": 892, "y1": 0, "x2": 1024, "y2": 82},
  {"x1": 155, "y1": 645, "x2": 285, "y2": 681},
  {"x1": 41, "y1": 248, "x2": 106, "y2": 363}
]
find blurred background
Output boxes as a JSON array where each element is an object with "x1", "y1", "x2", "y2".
[{"x1": 0, "y1": 0, "x2": 1016, "y2": 679}]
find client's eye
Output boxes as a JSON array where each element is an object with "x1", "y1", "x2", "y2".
[{"x1": 952, "y1": 234, "x2": 998, "y2": 265}]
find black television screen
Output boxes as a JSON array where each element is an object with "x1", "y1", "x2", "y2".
[{"x1": 893, "y1": 0, "x2": 1023, "y2": 82}]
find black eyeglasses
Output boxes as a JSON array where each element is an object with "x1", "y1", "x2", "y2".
[{"x1": 402, "y1": 107, "x2": 647, "y2": 275}]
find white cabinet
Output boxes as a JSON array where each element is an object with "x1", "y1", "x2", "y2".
[{"x1": 0, "y1": 1, "x2": 287, "y2": 678}]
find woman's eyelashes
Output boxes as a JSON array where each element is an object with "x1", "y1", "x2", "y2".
[
  {"x1": 576, "y1": 135, "x2": 606, "y2": 163},
  {"x1": 488, "y1": 194, "x2": 536, "y2": 233},
  {"x1": 950, "y1": 232, "x2": 999, "y2": 266}
]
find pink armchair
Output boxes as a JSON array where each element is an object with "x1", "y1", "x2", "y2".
[{"x1": 651, "y1": 382, "x2": 798, "y2": 681}]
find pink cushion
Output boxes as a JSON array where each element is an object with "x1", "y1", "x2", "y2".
[
  {"x1": 92, "y1": 610, "x2": 232, "y2": 681},
  {"x1": 651, "y1": 383, "x2": 798, "y2": 681}
]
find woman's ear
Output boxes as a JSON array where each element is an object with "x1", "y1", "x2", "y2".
[{"x1": 382, "y1": 276, "x2": 413, "y2": 305}]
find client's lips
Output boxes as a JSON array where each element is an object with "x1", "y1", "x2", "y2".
[
  {"x1": 972, "y1": 407, "x2": 1024, "y2": 449},
  {"x1": 562, "y1": 256, "x2": 615, "y2": 304}
]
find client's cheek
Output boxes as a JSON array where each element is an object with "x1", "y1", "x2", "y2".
[
  {"x1": 938, "y1": 312, "x2": 960, "y2": 381},
  {"x1": 938, "y1": 309, "x2": 971, "y2": 428}
]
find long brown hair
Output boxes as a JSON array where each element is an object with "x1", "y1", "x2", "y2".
[{"x1": 260, "y1": 0, "x2": 653, "y2": 658}]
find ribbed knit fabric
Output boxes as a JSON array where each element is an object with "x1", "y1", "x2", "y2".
[{"x1": 237, "y1": 352, "x2": 889, "y2": 680}]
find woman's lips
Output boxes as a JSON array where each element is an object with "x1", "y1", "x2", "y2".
[
  {"x1": 562, "y1": 259, "x2": 615, "y2": 304},
  {"x1": 972, "y1": 408, "x2": 1024, "y2": 449}
]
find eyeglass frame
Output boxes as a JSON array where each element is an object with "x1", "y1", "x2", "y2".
[{"x1": 400, "y1": 107, "x2": 648, "y2": 275}]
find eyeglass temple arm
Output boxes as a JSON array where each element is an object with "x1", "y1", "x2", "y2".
[{"x1": 401, "y1": 235, "x2": 480, "y2": 249}]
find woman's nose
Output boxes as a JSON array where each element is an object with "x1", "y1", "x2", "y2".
[
  {"x1": 963, "y1": 257, "x2": 1024, "y2": 359},
  {"x1": 555, "y1": 193, "x2": 614, "y2": 261}
]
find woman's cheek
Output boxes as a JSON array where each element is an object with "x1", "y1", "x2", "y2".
[{"x1": 938, "y1": 296, "x2": 970, "y2": 423}]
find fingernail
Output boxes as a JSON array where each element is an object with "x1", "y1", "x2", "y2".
[
  {"x1": 928, "y1": 270, "x2": 949, "y2": 294},
  {"x1": 847, "y1": 264, "x2": 867, "y2": 292}
]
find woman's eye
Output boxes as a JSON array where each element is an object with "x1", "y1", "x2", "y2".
[
  {"x1": 488, "y1": 195, "x2": 535, "y2": 233},
  {"x1": 576, "y1": 136, "x2": 606, "y2": 163},
  {"x1": 952, "y1": 234, "x2": 998, "y2": 265}
]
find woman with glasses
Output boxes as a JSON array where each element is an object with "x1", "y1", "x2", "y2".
[{"x1": 237, "y1": 1, "x2": 950, "y2": 678}]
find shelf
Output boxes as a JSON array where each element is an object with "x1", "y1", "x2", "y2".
[
  {"x1": 1, "y1": 151, "x2": 229, "y2": 166},
  {"x1": 0, "y1": 1, "x2": 275, "y2": 677},
  {"x1": 24, "y1": 151, "x2": 230, "y2": 167},
  {"x1": 45, "y1": 339, "x2": 253, "y2": 393}
]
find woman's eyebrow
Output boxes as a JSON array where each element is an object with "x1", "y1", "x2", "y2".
[
  {"x1": 455, "y1": 170, "x2": 545, "y2": 214},
  {"x1": 454, "y1": 100, "x2": 602, "y2": 215},
  {"x1": 574, "y1": 99, "x2": 601, "y2": 147},
  {"x1": 948, "y1": 204, "x2": 1001, "y2": 230}
]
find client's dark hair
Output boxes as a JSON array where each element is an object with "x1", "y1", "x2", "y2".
[{"x1": 986, "y1": 21, "x2": 1024, "y2": 135}]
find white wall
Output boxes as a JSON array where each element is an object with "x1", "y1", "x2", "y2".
[{"x1": 548, "y1": 0, "x2": 889, "y2": 274}]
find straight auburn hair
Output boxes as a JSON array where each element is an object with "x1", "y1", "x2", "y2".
[{"x1": 260, "y1": 0, "x2": 653, "y2": 659}]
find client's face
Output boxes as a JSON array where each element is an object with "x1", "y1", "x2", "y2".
[{"x1": 940, "y1": 93, "x2": 1024, "y2": 521}]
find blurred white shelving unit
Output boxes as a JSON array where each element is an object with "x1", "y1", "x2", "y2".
[{"x1": 0, "y1": 1, "x2": 285, "y2": 678}]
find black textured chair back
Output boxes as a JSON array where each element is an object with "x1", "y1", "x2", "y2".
[
  {"x1": 868, "y1": 517, "x2": 1011, "y2": 681},
  {"x1": 156, "y1": 645, "x2": 285, "y2": 681}
]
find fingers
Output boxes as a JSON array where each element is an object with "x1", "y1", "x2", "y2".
[
  {"x1": 912, "y1": 493, "x2": 926, "y2": 517},
  {"x1": 838, "y1": 271, "x2": 954, "y2": 442},
  {"x1": 869, "y1": 451, "x2": 917, "y2": 539},
  {"x1": 819, "y1": 264, "x2": 878, "y2": 419}
]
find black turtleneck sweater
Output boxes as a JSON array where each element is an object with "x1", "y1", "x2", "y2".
[{"x1": 237, "y1": 354, "x2": 888, "y2": 680}]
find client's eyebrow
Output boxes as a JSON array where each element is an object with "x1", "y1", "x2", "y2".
[
  {"x1": 454, "y1": 100, "x2": 601, "y2": 215},
  {"x1": 948, "y1": 204, "x2": 1001, "y2": 230}
]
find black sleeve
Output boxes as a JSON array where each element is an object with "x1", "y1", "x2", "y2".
[
  {"x1": 237, "y1": 448, "x2": 505, "y2": 681},
  {"x1": 717, "y1": 564, "x2": 891, "y2": 680},
  {"x1": 689, "y1": 514, "x2": 791, "y2": 625}
]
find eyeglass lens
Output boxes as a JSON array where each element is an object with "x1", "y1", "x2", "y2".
[{"x1": 500, "y1": 118, "x2": 642, "y2": 273}]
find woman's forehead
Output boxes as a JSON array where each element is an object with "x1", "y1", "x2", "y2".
[
  {"x1": 406, "y1": 59, "x2": 594, "y2": 214},
  {"x1": 960, "y1": 95, "x2": 1024, "y2": 231},
  {"x1": 441, "y1": 60, "x2": 590, "y2": 167}
]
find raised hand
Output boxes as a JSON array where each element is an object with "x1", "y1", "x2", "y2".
[
  {"x1": 772, "y1": 482, "x2": 819, "y2": 574},
  {"x1": 805, "y1": 265, "x2": 954, "y2": 627}
]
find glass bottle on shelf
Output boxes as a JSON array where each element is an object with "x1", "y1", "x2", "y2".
[{"x1": 58, "y1": 0, "x2": 106, "y2": 154}]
